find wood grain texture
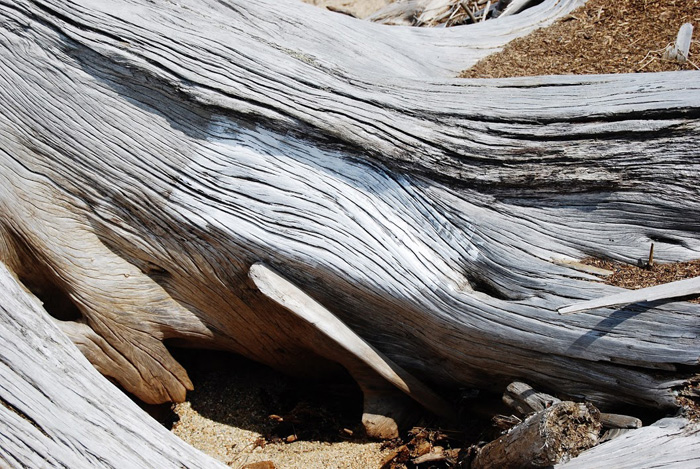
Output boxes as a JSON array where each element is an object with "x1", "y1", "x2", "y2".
[
  {"x1": 0, "y1": 263, "x2": 225, "y2": 468},
  {"x1": 0, "y1": 0, "x2": 698, "y2": 427},
  {"x1": 557, "y1": 417, "x2": 700, "y2": 468},
  {"x1": 559, "y1": 275, "x2": 700, "y2": 314},
  {"x1": 473, "y1": 401, "x2": 600, "y2": 468},
  {"x1": 249, "y1": 262, "x2": 452, "y2": 418},
  {"x1": 503, "y1": 381, "x2": 560, "y2": 415}
]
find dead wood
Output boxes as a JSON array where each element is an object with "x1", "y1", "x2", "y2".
[
  {"x1": 502, "y1": 381, "x2": 560, "y2": 415},
  {"x1": 557, "y1": 417, "x2": 700, "y2": 468},
  {"x1": 0, "y1": 0, "x2": 698, "y2": 464},
  {"x1": 0, "y1": 263, "x2": 224, "y2": 468},
  {"x1": 599, "y1": 413, "x2": 642, "y2": 430},
  {"x1": 472, "y1": 401, "x2": 601, "y2": 468},
  {"x1": 559, "y1": 275, "x2": 700, "y2": 314}
]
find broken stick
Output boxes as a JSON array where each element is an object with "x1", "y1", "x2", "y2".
[
  {"x1": 663, "y1": 23, "x2": 694, "y2": 63},
  {"x1": 558, "y1": 275, "x2": 700, "y2": 314},
  {"x1": 502, "y1": 381, "x2": 560, "y2": 414}
]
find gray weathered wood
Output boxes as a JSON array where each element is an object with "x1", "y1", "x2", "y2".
[
  {"x1": 599, "y1": 413, "x2": 642, "y2": 429},
  {"x1": 663, "y1": 23, "x2": 694, "y2": 63},
  {"x1": 249, "y1": 261, "x2": 452, "y2": 438},
  {"x1": 503, "y1": 382, "x2": 642, "y2": 431},
  {"x1": 559, "y1": 276, "x2": 700, "y2": 314},
  {"x1": 472, "y1": 401, "x2": 601, "y2": 468},
  {"x1": 0, "y1": 262, "x2": 225, "y2": 468},
  {"x1": 598, "y1": 427, "x2": 632, "y2": 443},
  {"x1": 551, "y1": 259, "x2": 613, "y2": 277},
  {"x1": 558, "y1": 418, "x2": 700, "y2": 468},
  {"x1": 0, "y1": 0, "x2": 698, "y2": 455},
  {"x1": 498, "y1": 0, "x2": 539, "y2": 17},
  {"x1": 503, "y1": 381, "x2": 560, "y2": 414}
]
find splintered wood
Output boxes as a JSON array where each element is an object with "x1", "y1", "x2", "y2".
[
  {"x1": 502, "y1": 381, "x2": 559, "y2": 414},
  {"x1": 472, "y1": 402, "x2": 601, "y2": 469},
  {"x1": 559, "y1": 275, "x2": 700, "y2": 314},
  {"x1": 422, "y1": 0, "x2": 501, "y2": 27},
  {"x1": 559, "y1": 258, "x2": 700, "y2": 314},
  {"x1": 663, "y1": 23, "x2": 694, "y2": 63}
]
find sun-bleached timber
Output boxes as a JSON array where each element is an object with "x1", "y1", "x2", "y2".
[{"x1": 0, "y1": 0, "x2": 698, "y2": 465}]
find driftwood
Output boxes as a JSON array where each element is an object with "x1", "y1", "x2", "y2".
[
  {"x1": 557, "y1": 417, "x2": 700, "y2": 468},
  {"x1": 663, "y1": 23, "x2": 694, "y2": 64},
  {"x1": 0, "y1": 0, "x2": 699, "y2": 464},
  {"x1": 502, "y1": 381, "x2": 560, "y2": 415},
  {"x1": 599, "y1": 413, "x2": 642, "y2": 430},
  {"x1": 0, "y1": 263, "x2": 225, "y2": 468},
  {"x1": 249, "y1": 262, "x2": 452, "y2": 438},
  {"x1": 472, "y1": 401, "x2": 601, "y2": 468},
  {"x1": 498, "y1": 381, "x2": 644, "y2": 457},
  {"x1": 559, "y1": 275, "x2": 700, "y2": 314}
]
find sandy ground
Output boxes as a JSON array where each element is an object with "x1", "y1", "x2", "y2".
[
  {"x1": 174, "y1": 401, "x2": 385, "y2": 469},
  {"x1": 168, "y1": 351, "x2": 388, "y2": 468}
]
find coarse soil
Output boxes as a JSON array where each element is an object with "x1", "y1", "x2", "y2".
[
  {"x1": 462, "y1": 0, "x2": 700, "y2": 77},
  {"x1": 583, "y1": 257, "x2": 700, "y2": 303}
]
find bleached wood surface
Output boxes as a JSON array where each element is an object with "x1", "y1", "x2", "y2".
[
  {"x1": 559, "y1": 275, "x2": 700, "y2": 314},
  {"x1": 558, "y1": 417, "x2": 700, "y2": 469},
  {"x1": 0, "y1": 0, "x2": 698, "y2": 434},
  {"x1": 0, "y1": 263, "x2": 225, "y2": 468},
  {"x1": 249, "y1": 262, "x2": 452, "y2": 418}
]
